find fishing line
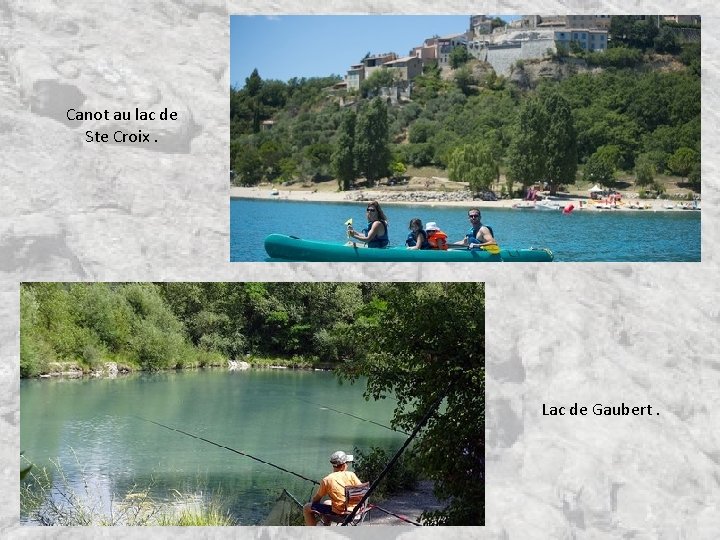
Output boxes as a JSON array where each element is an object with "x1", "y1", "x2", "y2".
[
  {"x1": 369, "y1": 504, "x2": 422, "y2": 526},
  {"x1": 133, "y1": 415, "x2": 319, "y2": 485},
  {"x1": 342, "y1": 386, "x2": 449, "y2": 526},
  {"x1": 296, "y1": 397, "x2": 409, "y2": 435}
]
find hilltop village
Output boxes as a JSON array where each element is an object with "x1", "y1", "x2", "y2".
[{"x1": 231, "y1": 15, "x2": 701, "y2": 206}]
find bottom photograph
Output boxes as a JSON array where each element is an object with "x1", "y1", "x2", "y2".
[{"x1": 20, "y1": 282, "x2": 484, "y2": 526}]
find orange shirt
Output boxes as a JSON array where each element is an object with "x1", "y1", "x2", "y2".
[{"x1": 316, "y1": 470, "x2": 362, "y2": 514}]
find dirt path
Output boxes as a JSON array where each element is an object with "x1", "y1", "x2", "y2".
[{"x1": 363, "y1": 481, "x2": 444, "y2": 525}]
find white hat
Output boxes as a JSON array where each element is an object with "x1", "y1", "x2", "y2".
[
  {"x1": 425, "y1": 222, "x2": 440, "y2": 231},
  {"x1": 330, "y1": 451, "x2": 353, "y2": 465}
]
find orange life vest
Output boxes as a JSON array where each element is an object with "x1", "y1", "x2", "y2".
[{"x1": 427, "y1": 230, "x2": 448, "y2": 250}]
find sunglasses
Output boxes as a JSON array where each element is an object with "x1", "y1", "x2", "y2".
[
  {"x1": 468, "y1": 214, "x2": 480, "y2": 219},
  {"x1": 366, "y1": 207, "x2": 377, "y2": 212}
]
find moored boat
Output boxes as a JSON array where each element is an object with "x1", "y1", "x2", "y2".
[
  {"x1": 264, "y1": 234, "x2": 554, "y2": 262},
  {"x1": 512, "y1": 201, "x2": 536, "y2": 210},
  {"x1": 534, "y1": 199, "x2": 563, "y2": 211}
]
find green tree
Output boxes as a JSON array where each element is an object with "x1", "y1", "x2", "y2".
[
  {"x1": 411, "y1": 62, "x2": 445, "y2": 103},
  {"x1": 448, "y1": 143, "x2": 497, "y2": 194},
  {"x1": 338, "y1": 283, "x2": 485, "y2": 525},
  {"x1": 449, "y1": 46, "x2": 470, "y2": 69},
  {"x1": 408, "y1": 118, "x2": 439, "y2": 144},
  {"x1": 667, "y1": 147, "x2": 699, "y2": 179},
  {"x1": 634, "y1": 155, "x2": 655, "y2": 187},
  {"x1": 359, "y1": 68, "x2": 398, "y2": 98},
  {"x1": 654, "y1": 27, "x2": 679, "y2": 54},
  {"x1": 610, "y1": 16, "x2": 658, "y2": 50},
  {"x1": 258, "y1": 140, "x2": 286, "y2": 181},
  {"x1": 332, "y1": 110, "x2": 357, "y2": 191},
  {"x1": 355, "y1": 98, "x2": 391, "y2": 185},
  {"x1": 543, "y1": 92, "x2": 578, "y2": 193},
  {"x1": 232, "y1": 145, "x2": 263, "y2": 186},
  {"x1": 389, "y1": 160, "x2": 406, "y2": 179},
  {"x1": 688, "y1": 162, "x2": 700, "y2": 191},
  {"x1": 583, "y1": 150, "x2": 617, "y2": 187},
  {"x1": 245, "y1": 68, "x2": 262, "y2": 96},
  {"x1": 491, "y1": 17, "x2": 506, "y2": 29},
  {"x1": 629, "y1": 19, "x2": 659, "y2": 50},
  {"x1": 245, "y1": 69, "x2": 263, "y2": 132},
  {"x1": 303, "y1": 142, "x2": 334, "y2": 179},
  {"x1": 453, "y1": 66, "x2": 477, "y2": 96},
  {"x1": 506, "y1": 97, "x2": 548, "y2": 190}
]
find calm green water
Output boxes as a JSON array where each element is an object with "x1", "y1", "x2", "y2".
[
  {"x1": 230, "y1": 198, "x2": 701, "y2": 262},
  {"x1": 20, "y1": 369, "x2": 405, "y2": 524}
]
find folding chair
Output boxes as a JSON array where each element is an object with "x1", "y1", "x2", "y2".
[{"x1": 318, "y1": 482, "x2": 372, "y2": 526}]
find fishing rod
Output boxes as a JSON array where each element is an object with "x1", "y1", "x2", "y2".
[
  {"x1": 133, "y1": 415, "x2": 319, "y2": 486},
  {"x1": 342, "y1": 386, "x2": 449, "y2": 526},
  {"x1": 296, "y1": 397, "x2": 410, "y2": 435}
]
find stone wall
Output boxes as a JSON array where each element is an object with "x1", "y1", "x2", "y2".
[{"x1": 480, "y1": 39, "x2": 556, "y2": 76}]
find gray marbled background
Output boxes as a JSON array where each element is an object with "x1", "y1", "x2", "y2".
[{"x1": 2, "y1": 1, "x2": 718, "y2": 539}]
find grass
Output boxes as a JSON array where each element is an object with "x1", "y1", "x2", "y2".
[{"x1": 21, "y1": 454, "x2": 237, "y2": 526}]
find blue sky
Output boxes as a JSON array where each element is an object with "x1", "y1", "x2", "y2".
[{"x1": 230, "y1": 15, "x2": 520, "y2": 86}]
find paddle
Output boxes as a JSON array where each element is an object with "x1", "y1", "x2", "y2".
[
  {"x1": 447, "y1": 243, "x2": 501, "y2": 254},
  {"x1": 344, "y1": 218, "x2": 358, "y2": 246}
]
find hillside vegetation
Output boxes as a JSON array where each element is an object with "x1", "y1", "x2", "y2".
[
  {"x1": 21, "y1": 282, "x2": 370, "y2": 377},
  {"x1": 231, "y1": 20, "x2": 700, "y2": 197}
]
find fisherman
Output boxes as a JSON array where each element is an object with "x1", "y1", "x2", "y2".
[{"x1": 303, "y1": 451, "x2": 363, "y2": 526}]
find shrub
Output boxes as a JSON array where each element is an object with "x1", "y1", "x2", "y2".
[{"x1": 352, "y1": 445, "x2": 418, "y2": 499}]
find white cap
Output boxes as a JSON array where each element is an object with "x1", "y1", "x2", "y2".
[{"x1": 330, "y1": 451, "x2": 353, "y2": 465}]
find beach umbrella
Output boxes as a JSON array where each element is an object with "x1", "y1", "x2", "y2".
[{"x1": 588, "y1": 184, "x2": 603, "y2": 193}]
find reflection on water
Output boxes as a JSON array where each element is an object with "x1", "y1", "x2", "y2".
[{"x1": 21, "y1": 369, "x2": 405, "y2": 524}]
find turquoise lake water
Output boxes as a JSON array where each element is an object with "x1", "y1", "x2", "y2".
[
  {"x1": 21, "y1": 369, "x2": 405, "y2": 525},
  {"x1": 230, "y1": 198, "x2": 701, "y2": 262}
]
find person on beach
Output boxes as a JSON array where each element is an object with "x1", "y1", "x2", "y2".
[
  {"x1": 452, "y1": 209, "x2": 496, "y2": 249},
  {"x1": 303, "y1": 451, "x2": 364, "y2": 526},
  {"x1": 406, "y1": 218, "x2": 430, "y2": 250},
  {"x1": 348, "y1": 201, "x2": 389, "y2": 248}
]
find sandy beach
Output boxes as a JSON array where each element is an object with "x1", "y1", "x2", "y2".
[{"x1": 230, "y1": 185, "x2": 698, "y2": 213}]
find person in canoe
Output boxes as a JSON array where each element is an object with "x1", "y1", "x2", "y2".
[
  {"x1": 452, "y1": 209, "x2": 497, "y2": 250},
  {"x1": 405, "y1": 218, "x2": 430, "y2": 250},
  {"x1": 424, "y1": 221, "x2": 448, "y2": 250},
  {"x1": 303, "y1": 451, "x2": 364, "y2": 526},
  {"x1": 347, "y1": 201, "x2": 389, "y2": 248}
]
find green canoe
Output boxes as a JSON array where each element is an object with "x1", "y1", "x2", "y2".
[{"x1": 264, "y1": 234, "x2": 553, "y2": 262}]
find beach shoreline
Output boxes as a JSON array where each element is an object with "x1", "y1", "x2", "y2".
[{"x1": 230, "y1": 186, "x2": 698, "y2": 212}]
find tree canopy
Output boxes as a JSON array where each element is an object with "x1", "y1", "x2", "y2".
[
  {"x1": 338, "y1": 282, "x2": 485, "y2": 525},
  {"x1": 230, "y1": 25, "x2": 700, "y2": 193},
  {"x1": 354, "y1": 98, "x2": 391, "y2": 185}
]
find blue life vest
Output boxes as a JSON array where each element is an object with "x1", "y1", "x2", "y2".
[
  {"x1": 465, "y1": 223, "x2": 494, "y2": 245},
  {"x1": 406, "y1": 230, "x2": 430, "y2": 249},
  {"x1": 363, "y1": 220, "x2": 389, "y2": 248}
]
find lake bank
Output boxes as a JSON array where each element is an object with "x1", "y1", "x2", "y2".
[
  {"x1": 29, "y1": 357, "x2": 335, "y2": 379},
  {"x1": 364, "y1": 480, "x2": 445, "y2": 526},
  {"x1": 231, "y1": 186, "x2": 697, "y2": 213}
]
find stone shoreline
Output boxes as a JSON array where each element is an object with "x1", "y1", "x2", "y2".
[
  {"x1": 30, "y1": 360, "x2": 333, "y2": 380},
  {"x1": 231, "y1": 186, "x2": 697, "y2": 212}
]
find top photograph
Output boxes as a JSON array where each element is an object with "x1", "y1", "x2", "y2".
[{"x1": 229, "y1": 15, "x2": 701, "y2": 262}]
